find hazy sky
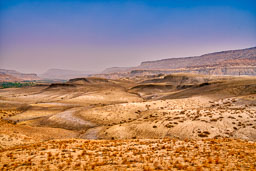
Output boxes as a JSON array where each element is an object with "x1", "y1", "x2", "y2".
[{"x1": 0, "y1": 0, "x2": 256, "y2": 74}]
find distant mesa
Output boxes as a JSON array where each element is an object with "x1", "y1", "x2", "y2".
[
  {"x1": 100, "y1": 46, "x2": 256, "y2": 77},
  {"x1": 138, "y1": 46, "x2": 256, "y2": 70},
  {"x1": 39, "y1": 68, "x2": 95, "y2": 80},
  {"x1": 0, "y1": 69, "x2": 40, "y2": 82}
]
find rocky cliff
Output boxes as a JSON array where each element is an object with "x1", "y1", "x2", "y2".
[{"x1": 101, "y1": 47, "x2": 256, "y2": 76}]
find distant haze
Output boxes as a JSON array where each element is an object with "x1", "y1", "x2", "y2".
[{"x1": 0, "y1": 0, "x2": 256, "y2": 74}]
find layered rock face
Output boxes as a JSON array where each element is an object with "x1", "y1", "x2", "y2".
[
  {"x1": 138, "y1": 47, "x2": 256, "y2": 70},
  {"x1": 101, "y1": 47, "x2": 256, "y2": 77}
]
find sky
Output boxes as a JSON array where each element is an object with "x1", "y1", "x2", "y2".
[{"x1": 0, "y1": 0, "x2": 256, "y2": 74}]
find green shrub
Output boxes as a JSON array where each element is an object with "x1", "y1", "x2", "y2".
[{"x1": 0, "y1": 82, "x2": 35, "y2": 89}]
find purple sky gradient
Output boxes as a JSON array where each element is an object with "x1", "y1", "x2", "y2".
[{"x1": 0, "y1": 0, "x2": 256, "y2": 74}]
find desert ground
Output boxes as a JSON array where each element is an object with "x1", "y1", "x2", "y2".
[{"x1": 0, "y1": 73, "x2": 256, "y2": 170}]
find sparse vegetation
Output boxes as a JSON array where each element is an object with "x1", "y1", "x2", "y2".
[
  {"x1": 0, "y1": 82, "x2": 35, "y2": 89},
  {"x1": 0, "y1": 138, "x2": 255, "y2": 170}
]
